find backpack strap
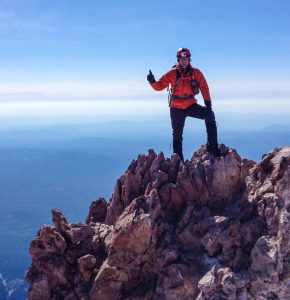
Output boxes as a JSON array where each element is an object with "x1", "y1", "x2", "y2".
[
  {"x1": 173, "y1": 68, "x2": 181, "y2": 92},
  {"x1": 190, "y1": 67, "x2": 200, "y2": 95},
  {"x1": 168, "y1": 67, "x2": 180, "y2": 106},
  {"x1": 168, "y1": 65, "x2": 197, "y2": 106}
]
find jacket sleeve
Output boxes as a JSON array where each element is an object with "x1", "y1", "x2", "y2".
[
  {"x1": 194, "y1": 68, "x2": 211, "y2": 102},
  {"x1": 150, "y1": 70, "x2": 173, "y2": 91}
]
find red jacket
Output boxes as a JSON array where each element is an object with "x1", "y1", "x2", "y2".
[{"x1": 150, "y1": 64, "x2": 211, "y2": 109}]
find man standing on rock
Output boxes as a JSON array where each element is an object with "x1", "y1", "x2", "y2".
[{"x1": 147, "y1": 47, "x2": 221, "y2": 161}]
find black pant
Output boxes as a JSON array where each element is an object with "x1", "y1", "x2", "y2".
[{"x1": 170, "y1": 103, "x2": 216, "y2": 161}]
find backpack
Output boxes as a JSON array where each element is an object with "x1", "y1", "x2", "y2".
[{"x1": 168, "y1": 65, "x2": 199, "y2": 106}]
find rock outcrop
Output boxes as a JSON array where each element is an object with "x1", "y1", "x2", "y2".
[{"x1": 26, "y1": 145, "x2": 290, "y2": 299}]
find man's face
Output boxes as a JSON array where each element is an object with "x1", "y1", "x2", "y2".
[{"x1": 179, "y1": 57, "x2": 189, "y2": 68}]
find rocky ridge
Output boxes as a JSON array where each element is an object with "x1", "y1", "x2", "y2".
[{"x1": 26, "y1": 145, "x2": 290, "y2": 299}]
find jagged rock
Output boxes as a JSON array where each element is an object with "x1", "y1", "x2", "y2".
[
  {"x1": 69, "y1": 223, "x2": 94, "y2": 244},
  {"x1": 200, "y1": 216, "x2": 229, "y2": 257},
  {"x1": 29, "y1": 225, "x2": 67, "y2": 257},
  {"x1": 86, "y1": 197, "x2": 107, "y2": 224},
  {"x1": 26, "y1": 274, "x2": 51, "y2": 300},
  {"x1": 198, "y1": 266, "x2": 248, "y2": 300},
  {"x1": 89, "y1": 260, "x2": 127, "y2": 300},
  {"x1": 105, "y1": 149, "x2": 157, "y2": 225},
  {"x1": 91, "y1": 222, "x2": 114, "y2": 255},
  {"x1": 78, "y1": 254, "x2": 97, "y2": 282},
  {"x1": 26, "y1": 145, "x2": 290, "y2": 300}
]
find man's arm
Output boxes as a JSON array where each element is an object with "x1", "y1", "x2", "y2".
[
  {"x1": 147, "y1": 70, "x2": 173, "y2": 91},
  {"x1": 194, "y1": 68, "x2": 211, "y2": 103}
]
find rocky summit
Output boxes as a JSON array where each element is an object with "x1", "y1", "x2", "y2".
[{"x1": 26, "y1": 144, "x2": 290, "y2": 300}]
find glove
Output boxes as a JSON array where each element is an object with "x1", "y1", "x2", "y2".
[
  {"x1": 147, "y1": 70, "x2": 156, "y2": 83},
  {"x1": 205, "y1": 101, "x2": 212, "y2": 114}
]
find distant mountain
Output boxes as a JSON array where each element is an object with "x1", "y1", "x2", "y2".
[{"x1": 260, "y1": 124, "x2": 290, "y2": 132}]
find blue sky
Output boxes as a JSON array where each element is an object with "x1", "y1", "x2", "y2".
[{"x1": 0, "y1": 0, "x2": 290, "y2": 126}]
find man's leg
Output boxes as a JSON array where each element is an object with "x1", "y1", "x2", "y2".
[
  {"x1": 170, "y1": 107, "x2": 186, "y2": 161},
  {"x1": 186, "y1": 103, "x2": 221, "y2": 156},
  {"x1": 205, "y1": 120, "x2": 220, "y2": 156}
]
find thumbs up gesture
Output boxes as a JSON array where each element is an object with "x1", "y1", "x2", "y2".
[{"x1": 147, "y1": 70, "x2": 156, "y2": 83}]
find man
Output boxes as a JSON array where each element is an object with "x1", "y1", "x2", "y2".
[{"x1": 147, "y1": 47, "x2": 221, "y2": 161}]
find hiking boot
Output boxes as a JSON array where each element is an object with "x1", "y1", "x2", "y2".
[
  {"x1": 173, "y1": 140, "x2": 184, "y2": 162},
  {"x1": 206, "y1": 144, "x2": 221, "y2": 157}
]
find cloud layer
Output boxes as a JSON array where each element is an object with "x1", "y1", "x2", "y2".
[{"x1": 0, "y1": 79, "x2": 289, "y2": 115}]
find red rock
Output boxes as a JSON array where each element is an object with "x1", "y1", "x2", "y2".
[
  {"x1": 26, "y1": 145, "x2": 290, "y2": 300},
  {"x1": 86, "y1": 197, "x2": 107, "y2": 224},
  {"x1": 78, "y1": 254, "x2": 97, "y2": 282},
  {"x1": 69, "y1": 224, "x2": 94, "y2": 244}
]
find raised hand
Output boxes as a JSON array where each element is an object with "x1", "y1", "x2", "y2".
[{"x1": 147, "y1": 70, "x2": 156, "y2": 83}]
